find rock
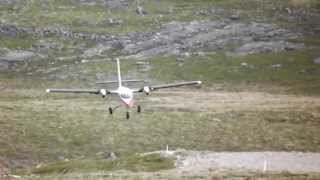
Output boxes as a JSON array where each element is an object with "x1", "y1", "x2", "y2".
[
  {"x1": 136, "y1": 6, "x2": 147, "y2": 16},
  {"x1": 230, "y1": 14, "x2": 240, "y2": 20},
  {"x1": 0, "y1": 50, "x2": 36, "y2": 62},
  {"x1": 32, "y1": 40, "x2": 63, "y2": 53},
  {"x1": 82, "y1": 44, "x2": 112, "y2": 58},
  {"x1": 241, "y1": 62, "x2": 248, "y2": 67},
  {"x1": 272, "y1": 64, "x2": 282, "y2": 68},
  {"x1": 0, "y1": 61, "x2": 10, "y2": 71},
  {"x1": 313, "y1": 57, "x2": 320, "y2": 64},
  {"x1": 0, "y1": 0, "x2": 20, "y2": 4},
  {"x1": 105, "y1": 152, "x2": 118, "y2": 161},
  {"x1": 106, "y1": 18, "x2": 123, "y2": 26},
  {"x1": 234, "y1": 41, "x2": 303, "y2": 56}
]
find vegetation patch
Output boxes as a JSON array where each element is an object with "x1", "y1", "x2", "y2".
[
  {"x1": 24, "y1": 153, "x2": 174, "y2": 175},
  {"x1": 149, "y1": 48, "x2": 320, "y2": 95}
]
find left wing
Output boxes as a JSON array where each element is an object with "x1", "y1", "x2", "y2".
[{"x1": 134, "y1": 81, "x2": 202, "y2": 94}]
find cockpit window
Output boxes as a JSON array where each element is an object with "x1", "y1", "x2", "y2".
[{"x1": 120, "y1": 93, "x2": 131, "y2": 99}]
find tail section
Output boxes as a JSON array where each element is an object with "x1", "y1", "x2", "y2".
[{"x1": 116, "y1": 58, "x2": 122, "y2": 87}]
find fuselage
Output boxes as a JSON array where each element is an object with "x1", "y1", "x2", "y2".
[{"x1": 114, "y1": 86, "x2": 134, "y2": 107}]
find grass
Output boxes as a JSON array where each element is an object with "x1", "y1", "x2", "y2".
[
  {"x1": 0, "y1": 0, "x2": 319, "y2": 36},
  {"x1": 0, "y1": 35, "x2": 37, "y2": 49},
  {"x1": 0, "y1": 0, "x2": 320, "y2": 178},
  {"x1": 25, "y1": 153, "x2": 174, "y2": 175},
  {"x1": 148, "y1": 47, "x2": 320, "y2": 95},
  {"x1": 0, "y1": 82, "x2": 320, "y2": 169}
]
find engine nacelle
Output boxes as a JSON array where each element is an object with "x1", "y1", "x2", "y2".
[
  {"x1": 143, "y1": 86, "x2": 151, "y2": 95},
  {"x1": 100, "y1": 89, "x2": 107, "y2": 98}
]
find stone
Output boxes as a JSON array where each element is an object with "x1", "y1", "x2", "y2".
[
  {"x1": 82, "y1": 44, "x2": 112, "y2": 58},
  {"x1": 0, "y1": 50, "x2": 36, "y2": 62},
  {"x1": 105, "y1": 152, "x2": 117, "y2": 161},
  {"x1": 313, "y1": 57, "x2": 320, "y2": 64},
  {"x1": 272, "y1": 64, "x2": 282, "y2": 68},
  {"x1": 241, "y1": 62, "x2": 248, "y2": 67},
  {"x1": 136, "y1": 6, "x2": 147, "y2": 16}
]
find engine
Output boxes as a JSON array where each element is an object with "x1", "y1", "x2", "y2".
[
  {"x1": 99, "y1": 89, "x2": 107, "y2": 98},
  {"x1": 143, "y1": 86, "x2": 151, "y2": 95}
]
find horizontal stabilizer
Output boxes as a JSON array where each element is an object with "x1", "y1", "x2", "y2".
[{"x1": 96, "y1": 79, "x2": 145, "y2": 84}]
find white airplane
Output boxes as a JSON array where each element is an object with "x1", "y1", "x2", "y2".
[{"x1": 46, "y1": 58, "x2": 202, "y2": 119}]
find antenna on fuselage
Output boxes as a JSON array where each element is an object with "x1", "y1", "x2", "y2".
[{"x1": 116, "y1": 58, "x2": 122, "y2": 87}]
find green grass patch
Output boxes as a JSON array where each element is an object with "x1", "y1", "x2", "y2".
[
  {"x1": 27, "y1": 153, "x2": 174, "y2": 175},
  {"x1": 149, "y1": 48, "x2": 320, "y2": 95},
  {"x1": 0, "y1": 35, "x2": 36, "y2": 49}
]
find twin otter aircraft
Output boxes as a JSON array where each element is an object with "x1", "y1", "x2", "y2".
[{"x1": 46, "y1": 58, "x2": 201, "y2": 119}]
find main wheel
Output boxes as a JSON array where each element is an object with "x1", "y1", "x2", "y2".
[
  {"x1": 137, "y1": 105, "x2": 141, "y2": 113},
  {"x1": 126, "y1": 112, "x2": 130, "y2": 119},
  {"x1": 108, "y1": 107, "x2": 113, "y2": 114}
]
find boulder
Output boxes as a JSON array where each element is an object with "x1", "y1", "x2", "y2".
[
  {"x1": 0, "y1": 50, "x2": 36, "y2": 62},
  {"x1": 82, "y1": 44, "x2": 112, "y2": 58},
  {"x1": 136, "y1": 6, "x2": 147, "y2": 16},
  {"x1": 313, "y1": 57, "x2": 320, "y2": 64}
]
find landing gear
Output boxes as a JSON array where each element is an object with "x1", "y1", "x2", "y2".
[
  {"x1": 137, "y1": 105, "x2": 141, "y2": 113},
  {"x1": 108, "y1": 107, "x2": 113, "y2": 114},
  {"x1": 126, "y1": 112, "x2": 130, "y2": 119}
]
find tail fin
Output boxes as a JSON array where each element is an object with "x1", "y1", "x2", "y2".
[{"x1": 116, "y1": 58, "x2": 122, "y2": 87}]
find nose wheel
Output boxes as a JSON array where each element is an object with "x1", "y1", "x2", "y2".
[
  {"x1": 108, "y1": 107, "x2": 113, "y2": 114},
  {"x1": 137, "y1": 105, "x2": 141, "y2": 113},
  {"x1": 126, "y1": 112, "x2": 130, "y2": 119}
]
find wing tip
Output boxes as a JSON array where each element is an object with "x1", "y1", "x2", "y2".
[{"x1": 46, "y1": 89, "x2": 51, "y2": 93}]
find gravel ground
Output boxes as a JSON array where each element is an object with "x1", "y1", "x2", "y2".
[{"x1": 174, "y1": 151, "x2": 320, "y2": 173}]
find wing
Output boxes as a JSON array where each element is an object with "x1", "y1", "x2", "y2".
[
  {"x1": 134, "y1": 81, "x2": 202, "y2": 93},
  {"x1": 150, "y1": 81, "x2": 202, "y2": 90},
  {"x1": 46, "y1": 89, "x2": 102, "y2": 94}
]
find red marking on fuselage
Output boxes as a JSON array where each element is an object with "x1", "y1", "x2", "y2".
[{"x1": 121, "y1": 98, "x2": 134, "y2": 108}]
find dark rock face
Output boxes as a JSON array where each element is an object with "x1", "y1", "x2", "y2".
[
  {"x1": 0, "y1": 19, "x2": 303, "y2": 60},
  {"x1": 119, "y1": 20, "x2": 303, "y2": 59},
  {"x1": 0, "y1": 24, "x2": 27, "y2": 37}
]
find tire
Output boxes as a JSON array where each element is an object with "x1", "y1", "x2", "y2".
[
  {"x1": 137, "y1": 105, "x2": 141, "y2": 113},
  {"x1": 126, "y1": 112, "x2": 130, "y2": 119},
  {"x1": 108, "y1": 107, "x2": 113, "y2": 114}
]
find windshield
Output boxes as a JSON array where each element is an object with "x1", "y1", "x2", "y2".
[{"x1": 120, "y1": 93, "x2": 131, "y2": 99}]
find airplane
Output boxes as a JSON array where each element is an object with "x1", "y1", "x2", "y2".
[{"x1": 46, "y1": 58, "x2": 202, "y2": 119}]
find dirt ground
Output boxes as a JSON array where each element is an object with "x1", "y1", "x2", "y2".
[{"x1": 174, "y1": 151, "x2": 320, "y2": 174}]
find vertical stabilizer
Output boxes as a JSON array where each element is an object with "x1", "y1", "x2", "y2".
[{"x1": 116, "y1": 58, "x2": 122, "y2": 87}]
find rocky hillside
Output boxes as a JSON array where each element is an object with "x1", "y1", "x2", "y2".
[{"x1": 0, "y1": 0, "x2": 320, "y2": 93}]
